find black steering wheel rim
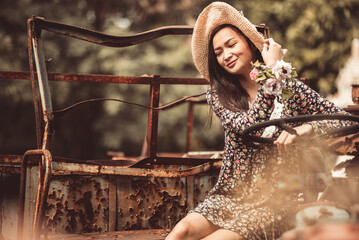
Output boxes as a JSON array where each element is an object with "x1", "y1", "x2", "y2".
[{"x1": 242, "y1": 114, "x2": 359, "y2": 146}]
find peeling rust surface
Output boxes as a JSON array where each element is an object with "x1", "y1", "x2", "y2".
[
  {"x1": 192, "y1": 174, "x2": 218, "y2": 207},
  {"x1": 39, "y1": 173, "x2": 219, "y2": 234},
  {"x1": 117, "y1": 177, "x2": 187, "y2": 231},
  {"x1": 46, "y1": 176, "x2": 109, "y2": 234}
]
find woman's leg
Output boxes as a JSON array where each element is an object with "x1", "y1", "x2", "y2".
[
  {"x1": 201, "y1": 229, "x2": 242, "y2": 240},
  {"x1": 165, "y1": 212, "x2": 219, "y2": 240}
]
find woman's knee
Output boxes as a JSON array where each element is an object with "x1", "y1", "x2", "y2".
[
  {"x1": 166, "y1": 213, "x2": 217, "y2": 240},
  {"x1": 169, "y1": 220, "x2": 193, "y2": 239}
]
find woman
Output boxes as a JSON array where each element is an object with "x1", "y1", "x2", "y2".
[{"x1": 166, "y1": 2, "x2": 351, "y2": 240}]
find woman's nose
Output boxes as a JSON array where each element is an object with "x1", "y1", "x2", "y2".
[{"x1": 224, "y1": 49, "x2": 232, "y2": 61}]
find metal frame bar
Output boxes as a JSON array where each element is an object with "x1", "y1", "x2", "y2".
[
  {"x1": 146, "y1": 82, "x2": 160, "y2": 161},
  {"x1": 0, "y1": 70, "x2": 208, "y2": 85},
  {"x1": 17, "y1": 149, "x2": 52, "y2": 240}
]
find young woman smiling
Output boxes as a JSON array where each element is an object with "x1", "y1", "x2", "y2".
[{"x1": 165, "y1": 2, "x2": 353, "y2": 240}]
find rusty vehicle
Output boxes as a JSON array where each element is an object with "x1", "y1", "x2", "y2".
[{"x1": 1, "y1": 16, "x2": 359, "y2": 240}]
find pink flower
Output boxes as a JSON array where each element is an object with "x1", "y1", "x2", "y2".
[
  {"x1": 263, "y1": 78, "x2": 283, "y2": 96},
  {"x1": 249, "y1": 67, "x2": 259, "y2": 81}
]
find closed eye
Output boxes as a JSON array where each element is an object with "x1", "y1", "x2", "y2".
[{"x1": 229, "y1": 42, "x2": 237, "y2": 48}]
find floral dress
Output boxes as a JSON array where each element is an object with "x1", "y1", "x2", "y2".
[{"x1": 190, "y1": 79, "x2": 352, "y2": 239}]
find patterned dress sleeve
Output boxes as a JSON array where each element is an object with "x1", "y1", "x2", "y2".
[
  {"x1": 207, "y1": 87, "x2": 275, "y2": 134},
  {"x1": 285, "y1": 79, "x2": 355, "y2": 134}
]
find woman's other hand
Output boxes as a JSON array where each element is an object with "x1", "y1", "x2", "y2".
[
  {"x1": 261, "y1": 38, "x2": 287, "y2": 67},
  {"x1": 274, "y1": 124, "x2": 313, "y2": 153}
]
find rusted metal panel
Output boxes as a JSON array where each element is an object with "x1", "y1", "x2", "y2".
[
  {"x1": 116, "y1": 176, "x2": 187, "y2": 231},
  {"x1": 45, "y1": 175, "x2": 110, "y2": 234},
  {"x1": 188, "y1": 173, "x2": 219, "y2": 209},
  {"x1": 0, "y1": 160, "x2": 219, "y2": 238},
  {"x1": 114, "y1": 171, "x2": 219, "y2": 231},
  {"x1": 48, "y1": 161, "x2": 217, "y2": 178},
  {"x1": 108, "y1": 176, "x2": 117, "y2": 232}
]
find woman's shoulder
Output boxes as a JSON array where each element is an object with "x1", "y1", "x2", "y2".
[{"x1": 206, "y1": 88, "x2": 218, "y2": 101}]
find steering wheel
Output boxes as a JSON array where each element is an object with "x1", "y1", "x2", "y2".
[{"x1": 242, "y1": 114, "x2": 359, "y2": 146}]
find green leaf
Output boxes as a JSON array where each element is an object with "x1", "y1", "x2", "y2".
[
  {"x1": 292, "y1": 70, "x2": 298, "y2": 78},
  {"x1": 256, "y1": 74, "x2": 267, "y2": 81},
  {"x1": 282, "y1": 88, "x2": 294, "y2": 99},
  {"x1": 265, "y1": 72, "x2": 276, "y2": 78},
  {"x1": 251, "y1": 60, "x2": 261, "y2": 68}
]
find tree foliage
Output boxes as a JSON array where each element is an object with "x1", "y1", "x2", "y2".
[{"x1": 0, "y1": 0, "x2": 358, "y2": 158}]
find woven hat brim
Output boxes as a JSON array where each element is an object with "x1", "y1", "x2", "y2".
[{"x1": 192, "y1": 2, "x2": 265, "y2": 81}]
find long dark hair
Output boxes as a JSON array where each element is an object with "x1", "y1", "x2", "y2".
[{"x1": 208, "y1": 24, "x2": 263, "y2": 111}]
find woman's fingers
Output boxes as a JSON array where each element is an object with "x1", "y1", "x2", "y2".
[
  {"x1": 274, "y1": 124, "x2": 313, "y2": 153},
  {"x1": 274, "y1": 131, "x2": 296, "y2": 153},
  {"x1": 269, "y1": 38, "x2": 279, "y2": 47},
  {"x1": 261, "y1": 38, "x2": 285, "y2": 67},
  {"x1": 263, "y1": 43, "x2": 268, "y2": 51},
  {"x1": 283, "y1": 134, "x2": 295, "y2": 152},
  {"x1": 274, "y1": 131, "x2": 288, "y2": 152}
]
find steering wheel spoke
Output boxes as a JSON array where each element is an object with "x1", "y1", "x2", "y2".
[{"x1": 278, "y1": 123, "x2": 298, "y2": 135}]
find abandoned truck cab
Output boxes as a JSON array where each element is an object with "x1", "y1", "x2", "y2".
[{"x1": 0, "y1": 16, "x2": 229, "y2": 240}]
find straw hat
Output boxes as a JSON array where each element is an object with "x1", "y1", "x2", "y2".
[{"x1": 192, "y1": 1, "x2": 265, "y2": 81}]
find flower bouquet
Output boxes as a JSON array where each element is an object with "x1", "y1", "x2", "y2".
[{"x1": 250, "y1": 60, "x2": 298, "y2": 101}]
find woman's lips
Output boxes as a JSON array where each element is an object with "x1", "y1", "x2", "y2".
[{"x1": 227, "y1": 59, "x2": 237, "y2": 68}]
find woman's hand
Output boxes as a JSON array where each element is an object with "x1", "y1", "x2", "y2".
[
  {"x1": 274, "y1": 124, "x2": 314, "y2": 153},
  {"x1": 261, "y1": 38, "x2": 287, "y2": 67}
]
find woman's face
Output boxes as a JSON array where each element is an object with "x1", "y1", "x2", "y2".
[{"x1": 212, "y1": 27, "x2": 254, "y2": 76}]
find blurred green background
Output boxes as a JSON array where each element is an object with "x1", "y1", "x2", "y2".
[{"x1": 1, "y1": 0, "x2": 358, "y2": 159}]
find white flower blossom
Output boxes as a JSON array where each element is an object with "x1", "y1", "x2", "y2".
[
  {"x1": 263, "y1": 78, "x2": 283, "y2": 96},
  {"x1": 272, "y1": 60, "x2": 292, "y2": 80}
]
